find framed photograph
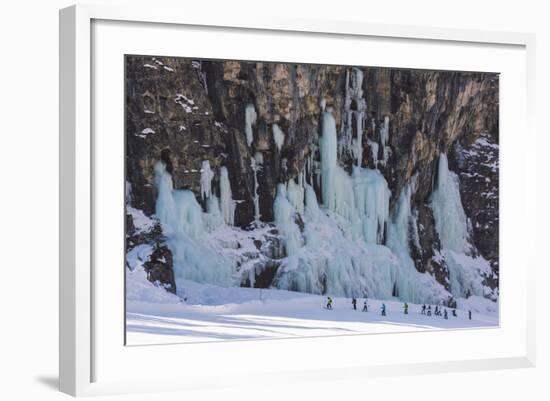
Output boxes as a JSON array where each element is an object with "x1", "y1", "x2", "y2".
[{"x1": 59, "y1": 3, "x2": 536, "y2": 396}]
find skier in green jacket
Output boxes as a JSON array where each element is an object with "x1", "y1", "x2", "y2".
[
  {"x1": 326, "y1": 297, "x2": 333, "y2": 310},
  {"x1": 403, "y1": 302, "x2": 409, "y2": 314}
]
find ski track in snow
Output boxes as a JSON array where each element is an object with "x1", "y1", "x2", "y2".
[{"x1": 126, "y1": 280, "x2": 498, "y2": 345}]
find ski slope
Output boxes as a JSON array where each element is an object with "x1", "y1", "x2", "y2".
[{"x1": 126, "y1": 277, "x2": 498, "y2": 345}]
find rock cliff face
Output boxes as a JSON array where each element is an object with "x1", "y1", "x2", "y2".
[{"x1": 125, "y1": 56, "x2": 499, "y2": 300}]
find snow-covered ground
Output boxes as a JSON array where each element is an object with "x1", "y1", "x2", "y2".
[{"x1": 126, "y1": 272, "x2": 498, "y2": 345}]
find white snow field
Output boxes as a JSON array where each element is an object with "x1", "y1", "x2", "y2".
[{"x1": 126, "y1": 272, "x2": 498, "y2": 345}]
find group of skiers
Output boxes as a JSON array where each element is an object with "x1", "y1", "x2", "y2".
[
  {"x1": 326, "y1": 297, "x2": 473, "y2": 320},
  {"x1": 420, "y1": 303, "x2": 471, "y2": 320}
]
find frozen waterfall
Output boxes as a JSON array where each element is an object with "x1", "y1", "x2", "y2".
[
  {"x1": 320, "y1": 108, "x2": 356, "y2": 219},
  {"x1": 431, "y1": 154, "x2": 470, "y2": 253},
  {"x1": 319, "y1": 109, "x2": 391, "y2": 245},
  {"x1": 273, "y1": 180, "x2": 400, "y2": 298},
  {"x1": 273, "y1": 184, "x2": 303, "y2": 256},
  {"x1": 154, "y1": 161, "x2": 234, "y2": 286},
  {"x1": 431, "y1": 154, "x2": 490, "y2": 298},
  {"x1": 351, "y1": 167, "x2": 390, "y2": 244},
  {"x1": 386, "y1": 178, "x2": 449, "y2": 304}
]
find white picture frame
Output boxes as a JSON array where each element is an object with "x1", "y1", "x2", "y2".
[{"x1": 59, "y1": 3, "x2": 536, "y2": 397}]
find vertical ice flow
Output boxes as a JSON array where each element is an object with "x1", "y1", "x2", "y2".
[
  {"x1": 220, "y1": 166, "x2": 236, "y2": 226},
  {"x1": 245, "y1": 104, "x2": 257, "y2": 147},
  {"x1": 251, "y1": 152, "x2": 263, "y2": 223},
  {"x1": 273, "y1": 184, "x2": 302, "y2": 256},
  {"x1": 200, "y1": 160, "x2": 214, "y2": 201},
  {"x1": 431, "y1": 153, "x2": 469, "y2": 253},
  {"x1": 272, "y1": 123, "x2": 285, "y2": 152}
]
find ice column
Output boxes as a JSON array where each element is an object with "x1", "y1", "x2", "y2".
[
  {"x1": 220, "y1": 166, "x2": 236, "y2": 226},
  {"x1": 272, "y1": 123, "x2": 285, "y2": 152},
  {"x1": 273, "y1": 184, "x2": 303, "y2": 256},
  {"x1": 352, "y1": 167, "x2": 390, "y2": 244},
  {"x1": 320, "y1": 108, "x2": 356, "y2": 220},
  {"x1": 203, "y1": 195, "x2": 224, "y2": 231},
  {"x1": 379, "y1": 116, "x2": 390, "y2": 166},
  {"x1": 245, "y1": 104, "x2": 257, "y2": 147},
  {"x1": 320, "y1": 109, "x2": 338, "y2": 211},
  {"x1": 431, "y1": 153, "x2": 470, "y2": 252},
  {"x1": 386, "y1": 180, "x2": 420, "y2": 302},
  {"x1": 251, "y1": 152, "x2": 263, "y2": 223},
  {"x1": 200, "y1": 160, "x2": 214, "y2": 201},
  {"x1": 431, "y1": 153, "x2": 482, "y2": 298},
  {"x1": 341, "y1": 68, "x2": 367, "y2": 166},
  {"x1": 154, "y1": 161, "x2": 176, "y2": 234}
]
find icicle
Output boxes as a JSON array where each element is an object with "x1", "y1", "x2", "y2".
[
  {"x1": 379, "y1": 116, "x2": 390, "y2": 166},
  {"x1": 367, "y1": 139, "x2": 379, "y2": 167},
  {"x1": 219, "y1": 166, "x2": 236, "y2": 226},
  {"x1": 191, "y1": 60, "x2": 208, "y2": 94},
  {"x1": 307, "y1": 143, "x2": 317, "y2": 186},
  {"x1": 340, "y1": 67, "x2": 367, "y2": 163},
  {"x1": 154, "y1": 161, "x2": 176, "y2": 233},
  {"x1": 125, "y1": 181, "x2": 132, "y2": 204},
  {"x1": 245, "y1": 104, "x2": 257, "y2": 147},
  {"x1": 320, "y1": 108, "x2": 356, "y2": 220},
  {"x1": 199, "y1": 160, "x2": 214, "y2": 201},
  {"x1": 272, "y1": 123, "x2": 285, "y2": 152},
  {"x1": 250, "y1": 152, "x2": 263, "y2": 223},
  {"x1": 320, "y1": 109, "x2": 338, "y2": 211}
]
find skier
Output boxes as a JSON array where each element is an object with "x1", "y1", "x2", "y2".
[
  {"x1": 434, "y1": 306, "x2": 440, "y2": 316},
  {"x1": 362, "y1": 300, "x2": 368, "y2": 312},
  {"x1": 403, "y1": 302, "x2": 409, "y2": 315},
  {"x1": 427, "y1": 305, "x2": 432, "y2": 316},
  {"x1": 421, "y1": 304, "x2": 426, "y2": 315},
  {"x1": 452, "y1": 309, "x2": 457, "y2": 317},
  {"x1": 381, "y1": 303, "x2": 386, "y2": 316},
  {"x1": 468, "y1": 310, "x2": 472, "y2": 320},
  {"x1": 326, "y1": 297, "x2": 333, "y2": 310},
  {"x1": 352, "y1": 297, "x2": 357, "y2": 310},
  {"x1": 443, "y1": 309, "x2": 448, "y2": 319}
]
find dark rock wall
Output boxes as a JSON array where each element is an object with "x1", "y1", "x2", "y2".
[{"x1": 125, "y1": 55, "x2": 499, "y2": 292}]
